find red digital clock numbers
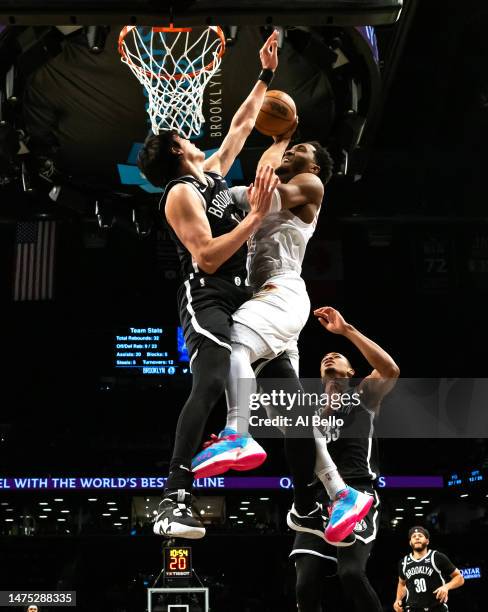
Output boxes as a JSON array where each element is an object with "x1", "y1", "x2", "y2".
[
  {"x1": 164, "y1": 547, "x2": 192, "y2": 578},
  {"x1": 169, "y1": 556, "x2": 188, "y2": 571}
]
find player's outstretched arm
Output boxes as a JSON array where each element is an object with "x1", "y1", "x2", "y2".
[
  {"x1": 204, "y1": 31, "x2": 279, "y2": 177},
  {"x1": 166, "y1": 165, "x2": 278, "y2": 274},
  {"x1": 393, "y1": 577, "x2": 406, "y2": 611},
  {"x1": 314, "y1": 306, "x2": 400, "y2": 409},
  {"x1": 257, "y1": 118, "x2": 298, "y2": 170}
]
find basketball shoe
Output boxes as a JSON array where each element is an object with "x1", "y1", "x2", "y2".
[
  {"x1": 287, "y1": 502, "x2": 327, "y2": 538},
  {"x1": 153, "y1": 490, "x2": 205, "y2": 539},
  {"x1": 324, "y1": 486, "x2": 373, "y2": 544},
  {"x1": 192, "y1": 428, "x2": 267, "y2": 479}
]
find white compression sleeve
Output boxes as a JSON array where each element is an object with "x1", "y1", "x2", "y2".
[
  {"x1": 314, "y1": 435, "x2": 346, "y2": 498},
  {"x1": 285, "y1": 341, "x2": 300, "y2": 377},
  {"x1": 225, "y1": 343, "x2": 257, "y2": 433}
]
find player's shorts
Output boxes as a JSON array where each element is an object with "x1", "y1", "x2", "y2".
[
  {"x1": 405, "y1": 606, "x2": 448, "y2": 612},
  {"x1": 231, "y1": 272, "x2": 310, "y2": 358},
  {"x1": 177, "y1": 272, "x2": 251, "y2": 364},
  {"x1": 290, "y1": 487, "x2": 380, "y2": 559}
]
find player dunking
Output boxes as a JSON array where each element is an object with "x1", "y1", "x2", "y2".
[
  {"x1": 137, "y1": 31, "x2": 280, "y2": 539},
  {"x1": 290, "y1": 306, "x2": 399, "y2": 612},
  {"x1": 191, "y1": 129, "x2": 374, "y2": 542},
  {"x1": 394, "y1": 526, "x2": 464, "y2": 612}
]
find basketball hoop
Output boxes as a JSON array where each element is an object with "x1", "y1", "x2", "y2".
[{"x1": 119, "y1": 25, "x2": 226, "y2": 138}]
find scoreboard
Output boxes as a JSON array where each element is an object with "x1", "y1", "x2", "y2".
[
  {"x1": 446, "y1": 469, "x2": 485, "y2": 488},
  {"x1": 164, "y1": 547, "x2": 192, "y2": 580}
]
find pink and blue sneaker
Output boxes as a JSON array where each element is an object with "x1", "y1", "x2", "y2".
[
  {"x1": 324, "y1": 486, "x2": 374, "y2": 544},
  {"x1": 192, "y1": 428, "x2": 267, "y2": 479}
]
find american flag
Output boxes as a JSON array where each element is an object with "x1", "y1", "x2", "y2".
[{"x1": 13, "y1": 220, "x2": 56, "y2": 301}]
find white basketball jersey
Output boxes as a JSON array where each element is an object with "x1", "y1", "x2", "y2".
[{"x1": 247, "y1": 202, "x2": 319, "y2": 288}]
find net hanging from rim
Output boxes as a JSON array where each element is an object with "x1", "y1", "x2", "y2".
[{"x1": 119, "y1": 25, "x2": 226, "y2": 138}]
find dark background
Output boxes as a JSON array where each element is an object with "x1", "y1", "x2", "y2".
[{"x1": 1, "y1": 1, "x2": 488, "y2": 610}]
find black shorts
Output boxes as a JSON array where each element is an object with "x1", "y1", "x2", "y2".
[
  {"x1": 177, "y1": 273, "x2": 251, "y2": 360},
  {"x1": 290, "y1": 487, "x2": 380, "y2": 559},
  {"x1": 405, "y1": 606, "x2": 448, "y2": 612}
]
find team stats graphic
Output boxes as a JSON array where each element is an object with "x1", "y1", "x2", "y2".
[{"x1": 113, "y1": 326, "x2": 190, "y2": 376}]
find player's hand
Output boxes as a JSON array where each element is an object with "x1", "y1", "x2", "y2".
[
  {"x1": 273, "y1": 116, "x2": 299, "y2": 143},
  {"x1": 260, "y1": 30, "x2": 279, "y2": 72},
  {"x1": 433, "y1": 586, "x2": 449, "y2": 603},
  {"x1": 393, "y1": 600, "x2": 403, "y2": 612},
  {"x1": 314, "y1": 306, "x2": 348, "y2": 335},
  {"x1": 247, "y1": 165, "x2": 279, "y2": 219}
]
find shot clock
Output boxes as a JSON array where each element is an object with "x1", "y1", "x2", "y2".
[{"x1": 164, "y1": 547, "x2": 192, "y2": 580}]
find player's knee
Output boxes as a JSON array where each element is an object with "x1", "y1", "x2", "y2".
[
  {"x1": 207, "y1": 371, "x2": 227, "y2": 397},
  {"x1": 338, "y1": 565, "x2": 364, "y2": 588},
  {"x1": 193, "y1": 367, "x2": 227, "y2": 401}
]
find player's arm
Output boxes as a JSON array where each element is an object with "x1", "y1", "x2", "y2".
[
  {"x1": 275, "y1": 172, "x2": 323, "y2": 211},
  {"x1": 393, "y1": 577, "x2": 406, "y2": 611},
  {"x1": 314, "y1": 306, "x2": 400, "y2": 410},
  {"x1": 204, "y1": 31, "x2": 278, "y2": 177},
  {"x1": 258, "y1": 128, "x2": 324, "y2": 212},
  {"x1": 257, "y1": 119, "x2": 298, "y2": 170},
  {"x1": 433, "y1": 570, "x2": 464, "y2": 603},
  {"x1": 165, "y1": 166, "x2": 278, "y2": 274},
  {"x1": 231, "y1": 172, "x2": 322, "y2": 215},
  {"x1": 447, "y1": 568, "x2": 465, "y2": 589},
  {"x1": 432, "y1": 555, "x2": 464, "y2": 604}
]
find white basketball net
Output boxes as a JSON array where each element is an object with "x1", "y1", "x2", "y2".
[{"x1": 119, "y1": 25, "x2": 225, "y2": 138}]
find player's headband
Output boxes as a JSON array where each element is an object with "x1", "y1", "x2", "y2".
[{"x1": 408, "y1": 526, "x2": 430, "y2": 539}]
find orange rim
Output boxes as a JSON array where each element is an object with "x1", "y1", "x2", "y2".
[
  {"x1": 153, "y1": 24, "x2": 192, "y2": 33},
  {"x1": 118, "y1": 25, "x2": 226, "y2": 81}
]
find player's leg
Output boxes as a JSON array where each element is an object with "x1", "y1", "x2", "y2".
[
  {"x1": 314, "y1": 437, "x2": 374, "y2": 544},
  {"x1": 191, "y1": 327, "x2": 269, "y2": 478},
  {"x1": 154, "y1": 340, "x2": 230, "y2": 538},
  {"x1": 192, "y1": 276, "x2": 309, "y2": 477},
  {"x1": 268, "y1": 341, "x2": 346, "y2": 505},
  {"x1": 225, "y1": 340, "x2": 262, "y2": 433},
  {"x1": 336, "y1": 526, "x2": 382, "y2": 611},
  {"x1": 258, "y1": 353, "x2": 319, "y2": 518},
  {"x1": 294, "y1": 553, "x2": 325, "y2": 612}
]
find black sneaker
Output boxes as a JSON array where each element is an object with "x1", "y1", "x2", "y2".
[
  {"x1": 324, "y1": 527, "x2": 356, "y2": 547},
  {"x1": 153, "y1": 490, "x2": 206, "y2": 539},
  {"x1": 287, "y1": 502, "x2": 327, "y2": 538}
]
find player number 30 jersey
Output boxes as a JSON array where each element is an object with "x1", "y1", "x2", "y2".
[{"x1": 399, "y1": 550, "x2": 456, "y2": 609}]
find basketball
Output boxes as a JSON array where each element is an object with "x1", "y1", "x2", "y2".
[{"x1": 255, "y1": 90, "x2": 297, "y2": 137}]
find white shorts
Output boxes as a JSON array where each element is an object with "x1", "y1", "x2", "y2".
[{"x1": 231, "y1": 273, "x2": 310, "y2": 360}]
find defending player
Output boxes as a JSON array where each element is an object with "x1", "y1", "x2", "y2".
[
  {"x1": 394, "y1": 526, "x2": 464, "y2": 612},
  {"x1": 137, "y1": 31, "x2": 280, "y2": 539},
  {"x1": 290, "y1": 306, "x2": 400, "y2": 612}
]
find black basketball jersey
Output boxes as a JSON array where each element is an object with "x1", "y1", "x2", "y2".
[
  {"x1": 399, "y1": 550, "x2": 456, "y2": 609},
  {"x1": 317, "y1": 385, "x2": 379, "y2": 483},
  {"x1": 160, "y1": 171, "x2": 247, "y2": 279}
]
